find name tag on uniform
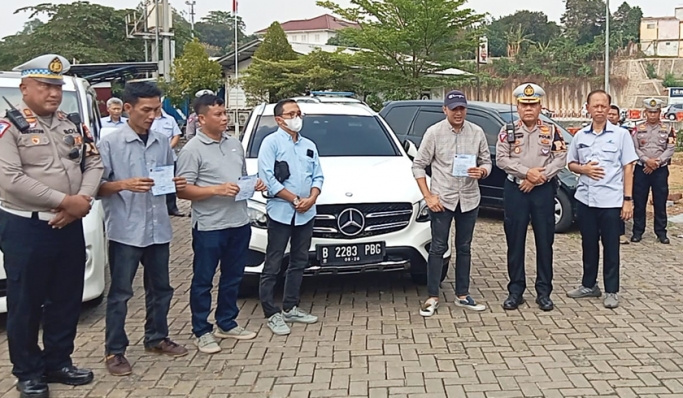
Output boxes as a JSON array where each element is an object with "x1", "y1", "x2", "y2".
[{"x1": 452, "y1": 154, "x2": 475, "y2": 177}]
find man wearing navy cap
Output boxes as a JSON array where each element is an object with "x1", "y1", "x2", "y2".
[
  {"x1": 412, "y1": 90, "x2": 492, "y2": 317},
  {"x1": 0, "y1": 54, "x2": 102, "y2": 397}
]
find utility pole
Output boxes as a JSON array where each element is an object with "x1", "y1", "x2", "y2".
[
  {"x1": 604, "y1": 0, "x2": 610, "y2": 94},
  {"x1": 234, "y1": 0, "x2": 240, "y2": 138},
  {"x1": 186, "y1": 1, "x2": 196, "y2": 37}
]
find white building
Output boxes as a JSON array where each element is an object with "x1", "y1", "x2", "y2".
[{"x1": 254, "y1": 14, "x2": 359, "y2": 45}]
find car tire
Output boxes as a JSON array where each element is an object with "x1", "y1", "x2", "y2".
[
  {"x1": 669, "y1": 114, "x2": 677, "y2": 121},
  {"x1": 410, "y1": 260, "x2": 450, "y2": 285},
  {"x1": 554, "y1": 189, "x2": 573, "y2": 233}
]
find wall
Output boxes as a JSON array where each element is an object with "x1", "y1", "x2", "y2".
[
  {"x1": 657, "y1": 40, "x2": 680, "y2": 57},
  {"x1": 287, "y1": 30, "x2": 334, "y2": 44},
  {"x1": 641, "y1": 41, "x2": 656, "y2": 56},
  {"x1": 659, "y1": 19, "x2": 681, "y2": 40},
  {"x1": 459, "y1": 80, "x2": 625, "y2": 118},
  {"x1": 640, "y1": 20, "x2": 658, "y2": 41},
  {"x1": 224, "y1": 58, "x2": 252, "y2": 109}
]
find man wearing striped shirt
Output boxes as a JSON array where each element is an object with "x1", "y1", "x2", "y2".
[{"x1": 411, "y1": 90, "x2": 492, "y2": 317}]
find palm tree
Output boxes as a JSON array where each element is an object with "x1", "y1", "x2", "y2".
[{"x1": 505, "y1": 24, "x2": 532, "y2": 58}]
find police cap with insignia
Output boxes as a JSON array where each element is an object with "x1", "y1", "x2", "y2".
[
  {"x1": 513, "y1": 83, "x2": 545, "y2": 104},
  {"x1": 643, "y1": 97, "x2": 663, "y2": 111},
  {"x1": 12, "y1": 54, "x2": 71, "y2": 86},
  {"x1": 195, "y1": 89, "x2": 215, "y2": 97}
]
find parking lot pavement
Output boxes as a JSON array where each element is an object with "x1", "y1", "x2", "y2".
[{"x1": 1, "y1": 203, "x2": 682, "y2": 398}]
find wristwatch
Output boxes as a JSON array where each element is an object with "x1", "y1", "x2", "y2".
[
  {"x1": 293, "y1": 196, "x2": 301, "y2": 206},
  {"x1": 623, "y1": 196, "x2": 632, "y2": 201}
]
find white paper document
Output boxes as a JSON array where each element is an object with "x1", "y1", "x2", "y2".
[
  {"x1": 149, "y1": 165, "x2": 176, "y2": 196},
  {"x1": 235, "y1": 175, "x2": 257, "y2": 201},
  {"x1": 452, "y1": 154, "x2": 477, "y2": 177}
]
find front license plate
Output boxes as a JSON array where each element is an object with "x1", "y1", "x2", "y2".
[{"x1": 317, "y1": 242, "x2": 386, "y2": 266}]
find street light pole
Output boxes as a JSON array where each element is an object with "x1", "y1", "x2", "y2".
[
  {"x1": 604, "y1": 0, "x2": 610, "y2": 94},
  {"x1": 185, "y1": 0, "x2": 196, "y2": 37}
]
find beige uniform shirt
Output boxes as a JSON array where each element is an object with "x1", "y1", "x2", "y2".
[
  {"x1": 495, "y1": 119, "x2": 568, "y2": 181},
  {"x1": 0, "y1": 102, "x2": 104, "y2": 212},
  {"x1": 632, "y1": 122, "x2": 676, "y2": 165}
]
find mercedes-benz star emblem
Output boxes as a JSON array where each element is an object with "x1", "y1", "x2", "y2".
[{"x1": 337, "y1": 208, "x2": 365, "y2": 236}]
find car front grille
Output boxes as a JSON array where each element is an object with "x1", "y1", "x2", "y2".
[{"x1": 313, "y1": 203, "x2": 413, "y2": 239}]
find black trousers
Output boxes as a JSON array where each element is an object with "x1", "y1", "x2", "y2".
[
  {"x1": 503, "y1": 179, "x2": 555, "y2": 297},
  {"x1": 576, "y1": 202, "x2": 621, "y2": 293},
  {"x1": 166, "y1": 161, "x2": 179, "y2": 214},
  {"x1": 633, "y1": 164, "x2": 669, "y2": 238},
  {"x1": 0, "y1": 210, "x2": 85, "y2": 381},
  {"x1": 259, "y1": 217, "x2": 314, "y2": 318}
]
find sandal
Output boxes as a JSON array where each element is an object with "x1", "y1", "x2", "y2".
[{"x1": 419, "y1": 298, "x2": 439, "y2": 317}]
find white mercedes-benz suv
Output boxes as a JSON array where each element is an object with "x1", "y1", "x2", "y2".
[{"x1": 240, "y1": 101, "x2": 450, "y2": 285}]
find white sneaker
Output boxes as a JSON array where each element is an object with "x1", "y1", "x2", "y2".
[
  {"x1": 214, "y1": 325, "x2": 257, "y2": 340},
  {"x1": 195, "y1": 332, "x2": 221, "y2": 354},
  {"x1": 283, "y1": 306, "x2": 318, "y2": 324},
  {"x1": 419, "y1": 298, "x2": 439, "y2": 317}
]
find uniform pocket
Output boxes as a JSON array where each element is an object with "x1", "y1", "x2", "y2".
[
  {"x1": 600, "y1": 143, "x2": 619, "y2": 163},
  {"x1": 17, "y1": 134, "x2": 52, "y2": 166}
]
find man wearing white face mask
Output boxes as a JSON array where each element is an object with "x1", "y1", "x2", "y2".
[{"x1": 257, "y1": 99, "x2": 324, "y2": 336}]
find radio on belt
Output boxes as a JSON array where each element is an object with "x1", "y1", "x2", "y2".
[{"x1": 2, "y1": 96, "x2": 30, "y2": 133}]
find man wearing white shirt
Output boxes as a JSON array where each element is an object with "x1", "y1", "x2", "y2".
[{"x1": 151, "y1": 108, "x2": 184, "y2": 216}]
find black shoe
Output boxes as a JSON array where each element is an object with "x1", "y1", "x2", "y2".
[
  {"x1": 16, "y1": 379, "x2": 49, "y2": 398},
  {"x1": 44, "y1": 366, "x2": 94, "y2": 386},
  {"x1": 502, "y1": 294, "x2": 525, "y2": 310},
  {"x1": 630, "y1": 235, "x2": 642, "y2": 243},
  {"x1": 658, "y1": 236, "x2": 670, "y2": 244},
  {"x1": 536, "y1": 296, "x2": 554, "y2": 311}
]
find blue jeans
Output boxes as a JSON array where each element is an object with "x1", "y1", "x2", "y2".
[
  {"x1": 105, "y1": 242, "x2": 173, "y2": 355},
  {"x1": 427, "y1": 205, "x2": 478, "y2": 297},
  {"x1": 190, "y1": 224, "x2": 251, "y2": 337}
]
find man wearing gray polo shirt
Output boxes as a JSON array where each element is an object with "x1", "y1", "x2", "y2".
[
  {"x1": 411, "y1": 90, "x2": 492, "y2": 317},
  {"x1": 177, "y1": 94, "x2": 266, "y2": 354}
]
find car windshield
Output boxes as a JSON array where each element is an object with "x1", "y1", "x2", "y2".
[
  {"x1": 498, "y1": 111, "x2": 573, "y2": 143},
  {"x1": 246, "y1": 114, "x2": 401, "y2": 158},
  {"x1": 0, "y1": 87, "x2": 80, "y2": 115}
]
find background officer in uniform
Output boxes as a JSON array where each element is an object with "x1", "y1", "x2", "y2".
[
  {"x1": 496, "y1": 83, "x2": 567, "y2": 312},
  {"x1": 185, "y1": 89, "x2": 215, "y2": 140},
  {"x1": 0, "y1": 54, "x2": 103, "y2": 398},
  {"x1": 631, "y1": 98, "x2": 675, "y2": 244}
]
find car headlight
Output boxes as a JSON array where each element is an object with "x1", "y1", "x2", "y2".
[
  {"x1": 247, "y1": 200, "x2": 268, "y2": 229},
  {"x1": 416, "y1": 199, "x2": 430, "y2": 222}
]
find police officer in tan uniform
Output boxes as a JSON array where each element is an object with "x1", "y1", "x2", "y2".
[
  {"x1": 496, "y1": 83, "x2": 567, "y2": 312},
  {"x1": 631, "y1": 98, "x2": 676, "y2": 244},
  {"x1": 0, "y1": 54, "x2": 103, "y2": 398}
]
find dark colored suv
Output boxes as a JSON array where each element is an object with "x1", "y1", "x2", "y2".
[{"x1": 379, "y1": 100, "x2": 578, "y2": 232}]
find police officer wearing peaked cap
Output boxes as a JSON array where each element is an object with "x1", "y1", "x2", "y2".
[
  {"x1": 495, "y1": 83, "x2": 567, "y2": 312},
  {"x1": 631, "y1": 97, "x2": 676, "y2": 244},
  {"x1": 185, "y1": 89, "x2": 216, "y2": 139},
  {"x1": 0, "y1": 54, "x2": 103, "y2": 398}
]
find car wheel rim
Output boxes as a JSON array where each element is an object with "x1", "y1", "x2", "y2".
[{"x1": 554, "y1": 197, "x2": 562, "y2": 224}]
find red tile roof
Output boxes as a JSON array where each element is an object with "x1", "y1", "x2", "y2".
[{"x1": 256, "y1": 14, "x2": 359, "y2": 34}]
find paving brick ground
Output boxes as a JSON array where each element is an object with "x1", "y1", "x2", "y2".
[{"x1": 1, "y1": 202, "x2": 682, "y2": 398}]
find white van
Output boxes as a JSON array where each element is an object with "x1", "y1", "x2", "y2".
[{"x1": 0, "y1": 71, "x2": 107, "y2": 313}]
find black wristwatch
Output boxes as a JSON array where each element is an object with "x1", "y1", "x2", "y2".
[
  {"x1": 623, "y1": 196, "x2": 632, "y2": 201},
  {"x1": 292, "y1": 196, "x2": 301, "y2": 206}
]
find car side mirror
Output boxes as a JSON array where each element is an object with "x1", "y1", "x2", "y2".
[{"x1": 403, "y1": 139, "x2": 418, "y2": 159}]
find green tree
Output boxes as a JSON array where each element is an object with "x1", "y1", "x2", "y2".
[
  {"x1": 317, "y1": 0, "x2": 484, "y2": 100},
  {"x1": 163, "y1": 38, "x2": 223, "y2": 106},
  {"x1": 0, "y1": 2, "x2": 146, "y2": 69},
  {"x1": 254, "y1": 22, "x2": 298, "y2": 61},
  {"x1": 290, "y1": 49, "x2": 357, "y2": 93},
  {"x1": 326, "y1": 28, "x2": 361, "y2": 47},
  {"x1": 485, "y1": 11, "x2": 561, "y2": 57},
  {"x1": 561, "y1": 0, "x2": 608, "y2": 46},
  {"x1": 612, "y1": 2, "x2": 643, "y2": 47},
  {"x1": 194, "y1": 10, "x2": 254, "y2": 56},
  {"x1": 241, "y1": 22, "x2": 300, "y2": 103}
]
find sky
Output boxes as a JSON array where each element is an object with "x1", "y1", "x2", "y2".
[{"x1": 0, "y1": 0, "x2": 679, "y2": 40}]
